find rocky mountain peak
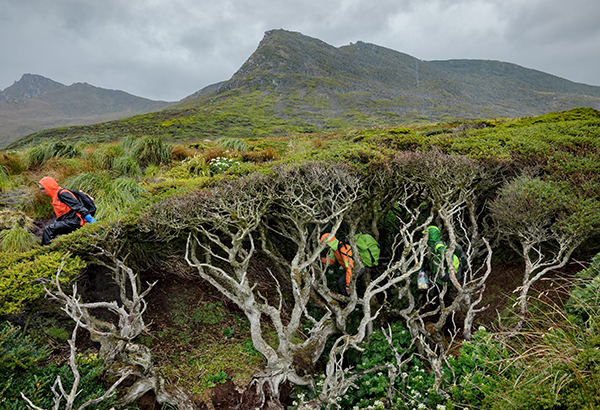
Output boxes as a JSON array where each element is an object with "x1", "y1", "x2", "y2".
[{"x1": 0, "y1": 73, "x2": 65, "y2": 102}]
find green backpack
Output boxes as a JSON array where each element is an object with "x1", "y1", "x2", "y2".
[{"x1": 354, "y1": 234, "x2": 380, "y2": 267}]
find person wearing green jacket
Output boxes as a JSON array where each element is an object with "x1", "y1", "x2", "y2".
[{"x1": 424, "y1": 225, "x2": 461, "y2": 285}]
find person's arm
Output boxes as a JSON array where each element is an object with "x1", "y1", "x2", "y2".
[
  {"x1": 321, "y1": 248, "x2": 337, "y2": 265},
  {"x1": 344, "y1": 266, "x2": 352, "y2": 294}
]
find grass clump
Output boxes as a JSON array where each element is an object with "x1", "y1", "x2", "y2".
[
  {"x1": 24, "y1": 142, "x2": 85, "y2": 168},
  {"x1": 91, "y1": 144, "x2": 125, "y2": 170},
  {"x1": 0, "y1": 227, "x2": 39, "y2": 253},
  {"x1": 217, "y1": 137, "x2": 249, "y2": 153},
  {"x1": 129, "y1": 136, "x2": 172, "y2": 167},
  {"x1": 64, "y1": 172, "x2": 148, "y2": 220},
  {"x1": 112, "y1": 155, "x2": 142, "y2": 177},
  {"x1": 0, "y1": 165, "x2": 12, "y2": 191}
]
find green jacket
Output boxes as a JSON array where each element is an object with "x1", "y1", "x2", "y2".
[
  {"x1": 355, "y1": 233, "x2": 380, "y2": 267},
  {"x1": 425, "y1": 226, "x2": 460, "y2": 283}
]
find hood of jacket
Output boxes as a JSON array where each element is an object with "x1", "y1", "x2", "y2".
[
  {"x1": 425, "y1": 225, "x2": 441, "y2": 248},
  {"x1": 39, "y1": 176, "x2": 61, "y2": 199},
  {"x1": 320, "y1": 233, "x2": 339, "y2": 250}
]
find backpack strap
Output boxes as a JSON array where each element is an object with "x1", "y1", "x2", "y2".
[{"x1": 58, "y1": 187, "x2": 78, "y2": 202}]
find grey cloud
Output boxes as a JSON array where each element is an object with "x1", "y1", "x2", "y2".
[{"x1": 1, "y1": 0, "x2": 598, "y2": 101}]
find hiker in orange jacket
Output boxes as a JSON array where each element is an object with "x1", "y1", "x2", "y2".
[
  {"x1": 320, "y1": 233, "x2": 354, "y2": 296},
  {"x1": 39, "y1": 176, "x2": 96, "y2": 245}
]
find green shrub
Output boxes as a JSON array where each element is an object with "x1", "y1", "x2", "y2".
[
  {"x1": 447, "y1": 328, "x2": 515, "y2": 407},
  {"x1": 0, "y1": 322, "x2": 50, "y2": 371},
  {"x1": 0, "y1": 251, "x2": 85, "y2": 316},
  {"x1": 338, "y1": 323, "x2": 445, "y2": 410},
  {"x1": 0, "y1": 323, "x2": 115, "y2": 410},
  {"x1": 163, "y1": 155, "x2": 210, "y2": 179}
]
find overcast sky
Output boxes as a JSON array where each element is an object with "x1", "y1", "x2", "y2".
[{"x1": 1, "y1": 0, "x2": 598, "y2": 102}]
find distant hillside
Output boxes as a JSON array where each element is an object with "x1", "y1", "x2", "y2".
[
  {"x1": 0, "y1": 74, "x2": 174, "y2": 147},
  {"x1": 189, "y1": 29, "x2": 600, "y2": 124},
  {"x1": 7, "y1": 30, "x2": 600, "y2": 149}
]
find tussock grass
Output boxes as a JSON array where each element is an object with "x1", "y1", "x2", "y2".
[
  {"x1": 217, "y1": 137, "x2": 248, "y2": 153},
  {"x1": 91, "y1": 144, "x2": 125, "y2": 170},
  {"x1": 130, "y1": 136, "x2": 171, "y2": 167},
  {"x1": 0, "y1": 152, "x2": 26, "y2": 174},
  {"x1": 113, "y1": 155, "x2": 142, "y2": 177},
  {"x1": 24, "y1": 142, "x2": 85, "y2": 169},
  {"x1": 0, "y1": 227, "x2": 39, "y2": 253},
  {"x1": 171, "y1": 144, "x2": 196, "y2": 161},
  {"x1": 0, "y1": 165, "x2": 11, "y2": 192},
  {"x1": 65, "y1": 172, "x2": 147, "y2": 220},
  {"x1": 0, "y1": 210, "x2": 33, "y2": 230}
]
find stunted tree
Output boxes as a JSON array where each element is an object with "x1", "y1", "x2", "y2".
[
  {"x1": 146, "y1": 162, "x2": 427, "y2": 408},
  {"x1": 490, "y1": 175, "x2": 600, "y2": 332},
  {"x1": 145, "y1": 153, "x2": 498, "y2": 407},
  {"x1": 385, "y1": 149, "x2": 494, "y2": 392},
  {"x1": 147, "y1": 164, "x2": 361, "y2": 408},
  {"x1": 44, "y1": 244, "x2": 196, "y2": 409},
  {"x1": 21, "y1": 320, "x2": 132, "y2": 410}
]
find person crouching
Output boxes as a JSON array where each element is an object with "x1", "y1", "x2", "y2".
[{"x1": 38, "y1": 177, "x2": 96, "y2": 245}]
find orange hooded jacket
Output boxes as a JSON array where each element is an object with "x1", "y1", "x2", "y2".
[
  {"x1": 39, "y1": 177, "x2": 89, "y2": 226},
  {"x1": 320, "y1": 233, "x2": 354, "y2": 290}
]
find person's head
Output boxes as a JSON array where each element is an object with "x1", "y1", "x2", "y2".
[
  {"x1": 320, "y1": 233, "x2": 339, "y2": 250},
  {"x1": 423, "y1": 225, "x2": 441, "y2": 248},
  {"x1": 38, "y1": 176, "x2": 59, "y2": 197}
]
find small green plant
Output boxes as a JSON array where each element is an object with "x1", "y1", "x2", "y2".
[
  {"x1": 200, "y1": 371, "x2": 228, "y2": 388},
  {"x1": 242, "y1": 339, "x2": 261, "y2": 357},
  {"x1": 44, "y1": 326, "x2": 70, "y2": 341},
  {"x1": 189, "y1": 302, "x2": 224, "y2": 325},
  {"x1": 223, "y1": 327, "x2": 234, "y2": 339}
]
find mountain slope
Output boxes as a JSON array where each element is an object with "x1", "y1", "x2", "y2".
[
  {"x1": 188, "y1": 29, "x2": 600, "y2": 123},
  {"x1": 0, "y1": 74, "x2": 174, "y2": 148},
  {"x1": 7, "y1": 29, "x2": 600, "y2": 149}
]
